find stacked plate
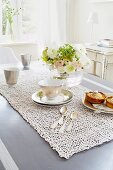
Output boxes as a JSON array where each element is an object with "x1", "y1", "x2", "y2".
[{"x1": 97, "y1": 39, "x2": 113, "y2": 48}]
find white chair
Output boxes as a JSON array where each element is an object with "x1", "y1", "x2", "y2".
[{"x1": 0, "y1": 47, "x2": 20, "y2": 68}]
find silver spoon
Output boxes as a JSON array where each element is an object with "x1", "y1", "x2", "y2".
[
  {"x1": 59, "y1": 110, "x2": 70, "y2": 133},
  {"x1": 50, "y1": 106, "x2": 67, "y2": 129},
  {"x1": 66, "y1": 112, "x2": 77, "y2": 132},
  {"x1": 58, "y1": 106, "x2": 67, "y2": 125}
]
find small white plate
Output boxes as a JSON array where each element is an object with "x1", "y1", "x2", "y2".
[
  {"x1": 32, "y1": 89, "x2": 73, "y2": 106},
  {"x1": 82, "y1": 93, "x2": 113, "y2": 114}
]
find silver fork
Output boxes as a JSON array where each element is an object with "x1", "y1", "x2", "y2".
[
  {"x1": 94, "y1": 108, "x2": 105, "y2": 114},
  {"x1": 59, "y1": 112, "x2": 70, "y2": 133}
]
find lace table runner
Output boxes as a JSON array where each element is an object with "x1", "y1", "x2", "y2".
[{"x1": 0, "y1": 69, "x2": 113, "y2": 159}]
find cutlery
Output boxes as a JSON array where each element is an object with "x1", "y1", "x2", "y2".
[
  {"x1": 59, "y1": 110, "x2": 70, "y2": 133},
  {"x1": 93, "y1": 104, "x2": 105, "y2": 114},
  {"x1": 66, "y1": 112, "x2": 77, "y2": 132},
  {"x1": 50, "y1": 106, "x2": 67, "y2": 129},
  {"x1": 58, "y1": 106, "x2": 67, "y2": 125},
  {"x1": 94, "y1": 108, "x2": 105, "y2": 114}
]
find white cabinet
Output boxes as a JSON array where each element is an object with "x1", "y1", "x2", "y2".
[{"x1": 86, "y1": 45, "x2": 113, "y2": 82}]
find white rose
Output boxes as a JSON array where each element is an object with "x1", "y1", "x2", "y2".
[
  {"x1": 47, "y1": 48, "x2": 57, "y2": 59},
  {"x1": 79, "y1": 55, "x2": 91, "y2": 69},
  {"x1": 74, "y1": 44, "x2": 87, "y2": 57}
]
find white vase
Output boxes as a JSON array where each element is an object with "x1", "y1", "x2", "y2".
[
  {"x1": 65, "y1": 71, "x2": 84, "y2": 87},
  {"x1": 6, "y1": 21, "x2": 14, "y2": 41}
]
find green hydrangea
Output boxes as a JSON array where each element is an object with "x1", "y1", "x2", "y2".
[{"x1": 41, "y1": 44, "x2": 84, "y2": 74}]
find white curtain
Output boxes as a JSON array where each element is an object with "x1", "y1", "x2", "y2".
[
  {"x1": 18, "y1": 0, "x2": 76, "y2": 45},
  {"x1": 66, "y1": 0, "x2": 77, "y2": 43},
  {"x1": 38, "y1": 0, "x2": 67, "y2": 46},
  {"x1": 22, "y1": 0, "x2": 67, "y2": 46}
]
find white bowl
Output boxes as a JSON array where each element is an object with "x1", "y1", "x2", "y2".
[{"x1": 38, "y1": 79, "x2": 64, "y2": 99}]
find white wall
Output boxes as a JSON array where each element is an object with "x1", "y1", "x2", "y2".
[{"x1": 75, "y1": 0, "x2": 113, "y2": 43}]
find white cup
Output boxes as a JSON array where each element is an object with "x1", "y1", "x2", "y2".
[{"x1": 38, "y1": 79, "x2": 64, "y2": 99}]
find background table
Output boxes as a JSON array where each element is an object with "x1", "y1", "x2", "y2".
[
  {"x1": 0, "y1": 71, "x2": 113, "y2": 170},
  {"x1": 86, "y1": 44, "x2": 113, "y2": 82}
]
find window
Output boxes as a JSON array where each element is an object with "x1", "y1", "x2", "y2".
[
  {"x1": 2, "y1": 0, "x2": 8, "y2": 35},
  {"x1": 22, "y1": 0, "x2": 38, "y2": 34},
  {"x1": 0, "y1": 0, "x2": 75, "y2": 43},
  {"x1": 0, "y1": 0, "x2": 39, "y2": 41},
  {"x1": 0, "y1": 0, "x2": 22, "y2": 40},
  {"x1": 21, "y1": 0, "x2": 68, "y2": 43}
]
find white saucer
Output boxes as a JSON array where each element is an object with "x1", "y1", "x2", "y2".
[{"x1": 32, "y1": 89, "x2": 73, "y2": 106}]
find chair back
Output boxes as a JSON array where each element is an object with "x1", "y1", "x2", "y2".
[{"x1": 0, "y1": 47, "x2": 19, "y2": 66}]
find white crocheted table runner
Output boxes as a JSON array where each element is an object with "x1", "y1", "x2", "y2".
[{"x1": 0, "y1": 69, "x2": 113, "y2": 159}]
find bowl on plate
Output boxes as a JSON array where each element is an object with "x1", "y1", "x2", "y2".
[{"x1": 38, "y1": 79, "x2": 64, "y2": 100}]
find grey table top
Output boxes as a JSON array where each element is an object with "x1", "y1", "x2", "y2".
[{"x1": 0, "y1": 72, "x2": 113, "y2": 170}]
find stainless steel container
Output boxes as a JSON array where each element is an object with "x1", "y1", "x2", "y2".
[
  {"x1": 21, "y1": 54, "x2": 31, "y2": 68},
  {"x1": 4, "y1": 68, "x2": 19, "y2": 86}
]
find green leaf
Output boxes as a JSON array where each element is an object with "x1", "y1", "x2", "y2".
[
  {"x1": 65, "y1": 65, "x2": 75, "y2": 73},
  {"x1": 37, "y1": 91, "x2": 43, "y2": 98},
  {"x1": 42, "y1": 48, "x2": 48, "y2": 62}
]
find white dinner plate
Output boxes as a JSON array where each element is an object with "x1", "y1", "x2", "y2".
[
  {"x1": 32, "y1": 89, "x2": 73, "y2": 106},
  {"x1": 82, "y1": 93, "x2": 113, "y2": 114}
]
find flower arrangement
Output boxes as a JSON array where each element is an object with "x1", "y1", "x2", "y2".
[
  {"x1": 2, "y1": 0, "x2": 22, "y2": 38},
  {"x1": 42, "y1": 44, "x2": 91, "y2": 75}
]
